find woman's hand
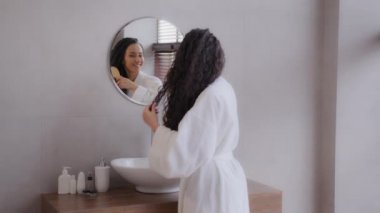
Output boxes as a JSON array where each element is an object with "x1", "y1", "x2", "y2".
[
  {"x1": 143, "y1": 102, "x2": 159, "y2": 132},
  {"x1": 116, "y1": 77, "x2": 138, "y2": 91}
]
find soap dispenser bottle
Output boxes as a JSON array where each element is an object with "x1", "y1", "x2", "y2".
[{"x1": 58, "y1": 166, "x2": 71, "y2": 194}]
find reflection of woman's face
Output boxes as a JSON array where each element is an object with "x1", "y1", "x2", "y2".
[{"x1": 123, "y1": 43, "x2": 144, "y2": 78}]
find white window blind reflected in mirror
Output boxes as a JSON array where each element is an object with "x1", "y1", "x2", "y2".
[
  {"x1": 154, "y1": 20, "x2": 183, "y2": 81},
  {"x1": 158, "y1": 20, "x2": 183, "y2": 43}
]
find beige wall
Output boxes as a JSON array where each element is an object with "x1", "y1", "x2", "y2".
[
  {"x1": 335, "y1": 0, "x2": 380, "y2": 212},
  {"x1": 236, "y1": 1, "x2": 322, "y2": 212}
]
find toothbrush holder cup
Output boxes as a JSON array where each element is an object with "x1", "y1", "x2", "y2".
[{"x1": 94, "y1": 166, "x2": 110, "y2": 193}]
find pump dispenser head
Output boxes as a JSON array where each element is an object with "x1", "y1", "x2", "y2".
[{"x1": 62, "y1": 166, "x2": 71, "y2": 174}]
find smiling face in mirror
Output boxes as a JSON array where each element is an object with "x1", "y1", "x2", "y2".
[
  {"x1": 109, "y1": 17, "x2": 183, "y2": 105},
  {"x1": 124, "y1": 43, "x2": 144, "y2": 80},
  {"x1": 110, "y1": 37, "x2": 162, "y2": 105}
]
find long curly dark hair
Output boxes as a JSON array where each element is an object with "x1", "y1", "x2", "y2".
[
  {"x1": 154, "y1": 28, "x2": 225, "y2": 130},
  {"x1": 110, "y1": 37, "x2": 139, "y2": 79}
]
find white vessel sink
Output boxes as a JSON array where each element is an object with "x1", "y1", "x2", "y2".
[{"x1": 111, "y1": 158, "x2": 180, "y2": 193}]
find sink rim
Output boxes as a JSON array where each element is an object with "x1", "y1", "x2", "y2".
[{"x1": 110, "y1": 157, "x2": 180, "y2": 194}]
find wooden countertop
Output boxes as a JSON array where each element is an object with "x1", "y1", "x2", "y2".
[{"x1": 41, "y1": 179, "x2": 281, "y2": 213}]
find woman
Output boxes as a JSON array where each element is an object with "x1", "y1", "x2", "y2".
[
  {"x1": 110, "y1": 37, "x2": 162, "y2": 104},
  {"x1": 143, "y1": 29, "x2": 249, "y2": 213}
]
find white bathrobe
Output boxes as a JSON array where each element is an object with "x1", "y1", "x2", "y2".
[
  {"x1": 149, "y1": 77, "x2": 250, "y2": 213},
  {"x1": 128, "y1": 71, "x2": 162, "y2": 104}
]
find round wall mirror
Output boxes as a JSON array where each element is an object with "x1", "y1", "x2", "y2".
[{"x1": 109, "y1": 17, "x2": 184, "y2": 105}]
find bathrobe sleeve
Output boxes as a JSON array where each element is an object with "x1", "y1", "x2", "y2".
[
  {"x1": 149, "y1": 91, "x2": 221, "y2": 179},
  {"x1": 131, "y1": 72, "x2": 162, "y2": 104},
  {"x1": 132, "y1": 85, "x2": 159, "y2": 103}
]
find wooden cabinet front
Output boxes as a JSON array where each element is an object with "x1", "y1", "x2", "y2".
[{"x1": 41, "y1": 179, "x2": 281, "y2": 213}]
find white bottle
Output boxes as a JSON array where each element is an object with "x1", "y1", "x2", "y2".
[
  {"x1": 77, "y1": 171, "x2": 85, "y2": 194},
  {"x1": 70, "y1": 175, "x2": 76, "y2": 194},
  {"x1": 58, "y1": 167, "x2": 71, "y2": 194},
  {"x1": 95, "y1": 158, "x2": 110, "y2": 193}
]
